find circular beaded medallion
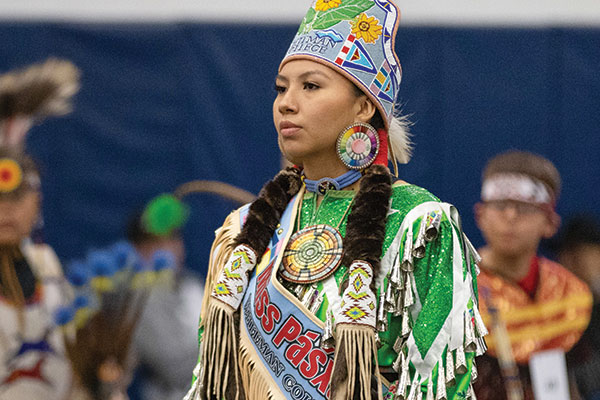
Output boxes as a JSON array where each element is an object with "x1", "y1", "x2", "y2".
[
  {"x1": 336, "y1": 123, "x2": 380, "y2": 170},
  {"x1": 0, "y1": 158, "x2": 23, "y2": 193},
  {"x1": 281, "y1": 224, "x2": 344, "y2": 284}
]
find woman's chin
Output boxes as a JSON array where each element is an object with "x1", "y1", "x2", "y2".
[{"x1": 280, "y1": 150, "x2": 304, "y2": 166}]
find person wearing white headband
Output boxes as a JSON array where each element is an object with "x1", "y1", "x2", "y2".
[{"x1": 473, "y1": 150, "x2": 593, "y2": 400}]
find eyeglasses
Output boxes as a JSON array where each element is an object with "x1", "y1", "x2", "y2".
[{"x1": 484, "y1": 200, "x2": 546, "y2": 215}]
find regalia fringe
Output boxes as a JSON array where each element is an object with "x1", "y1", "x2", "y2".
[
  {"x1": 331, "y1": 164, "x2": 392, "y2": 400},
  {"x1": 239, "y1": 337, "x2": 278, "y2": 400},
  {"x1": 201, "y1": 302, "x2": 244, "y2": 400},
  {"x1": 331, "y1": 324, "x2": 381, "y2": 400},
  {"x1": 200, "y1": 167, "x2": 302, "y2": 400},
  {"x1": 199, "y1": 211, "x2": 241, "y2": 326}
]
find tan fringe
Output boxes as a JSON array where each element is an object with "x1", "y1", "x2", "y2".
[
  {"x1": 197, "y1": 209, "x2": 245, "y2": 399},
  {"x1": 201, "y1": 300, "x2": 240, "y2": 400},
  {"x1": 200, "y1": 210, "x2": 242, "y2": 331},
  {"x1": 331, "y1": 325, "x2": 382, "y2": 400},
  {"x1": 239, "y1": 335, "x2": 278, "y2": 400}
]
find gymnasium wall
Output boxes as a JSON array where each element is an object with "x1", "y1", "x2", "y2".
[{"x1": 1, "y1": 5, "x2": 598, "y2": 273}]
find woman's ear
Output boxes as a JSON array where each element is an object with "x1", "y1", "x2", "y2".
[{"x1": 355, "y1": 96, "x2": 377, "y2": 123}]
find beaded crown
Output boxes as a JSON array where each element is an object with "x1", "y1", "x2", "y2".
[{"x1": 280, "y1": 0, "x2": 402, "y2": 129}]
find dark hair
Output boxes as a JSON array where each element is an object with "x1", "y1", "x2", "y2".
[
  {"x1": 125, "y1": 209, "x2": 184, "y2": 245},
  {"x1": 126, "y1": 210, "x2": 153, "y2": 245},
  {"x1": 553, "y1": 214, "x2": 600, "y2": 252},
  {"x1": 483, "y1": 150, "x2": 561, "y2": 200}
]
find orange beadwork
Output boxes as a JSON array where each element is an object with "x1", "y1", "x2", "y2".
[
  {"x1": 0, "y1": 158, "x2": 23, "y2": 193},
  {"x1": 478, "y1": 257, "x2": 593, "y2": 363}
]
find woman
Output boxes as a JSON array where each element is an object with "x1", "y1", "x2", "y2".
[
  {"x1": 187, "y1": 1, "x2": 485, "y2": 399},
  {"x1": 0, "y1": 149, "x2": 72, "y2": 400}
]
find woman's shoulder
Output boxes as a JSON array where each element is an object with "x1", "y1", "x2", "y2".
[
  {"x1": 390, "y1": 181, "x2": 442, "y2": 211},
  {"x1": 216, "y1": 203, "x2": 250, "y2": 232},
  {"x1": 385, "y1": 182, "x2": 464, "y2": 246}
]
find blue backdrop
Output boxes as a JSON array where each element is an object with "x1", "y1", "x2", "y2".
[{"x1": 1, "y1": 22, "x2": 598, "y2": 273}]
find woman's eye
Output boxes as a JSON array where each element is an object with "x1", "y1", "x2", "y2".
[
  {"x1": 274, "y1": 84, "x2": 286, "y2": 94},
  {"x1": 304, "y1": 82, "x2": 319, "y2": 90}
]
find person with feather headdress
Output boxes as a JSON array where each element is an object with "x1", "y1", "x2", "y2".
[
  {"x1": 0, "y1": 148, "x2": 73, "y2": 400},
  {"x1": 185, "y1": 1, "x2": 486, "y2": 399},
  {"x1": 0, "y1": 59, "x2": 80, "y2": 400}
]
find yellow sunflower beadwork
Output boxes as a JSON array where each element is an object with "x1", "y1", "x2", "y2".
[
  {"x1": 315, "y1": 0, "x2": 342, "y2": 12},
  {"x1": 352, "y1": 12, "x2": 383, "y2": 43}
]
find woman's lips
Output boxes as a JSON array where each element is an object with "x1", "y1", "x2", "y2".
[{"x1": 279, "y1": 121, "x2": 301, "y2": 137}]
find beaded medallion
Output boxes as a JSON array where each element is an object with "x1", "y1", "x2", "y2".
[
  {"x1": 281, "y1": 224, "x2": 344, "y2": 284},
  {"x1": 0, "y1": 158, "x2": 23, "y2": 193}
]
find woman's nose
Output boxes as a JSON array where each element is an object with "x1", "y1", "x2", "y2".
[{"x1": 278, "y1": 89, "x2": 298, "y2": 114}]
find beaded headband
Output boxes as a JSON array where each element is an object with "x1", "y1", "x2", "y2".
[{"x1": 481, "y1": 173, "x2": 554, "y2": 206}]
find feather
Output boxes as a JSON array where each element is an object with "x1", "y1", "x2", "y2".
[
  {"x1": 0, "y1": 58, "x2": 80, "y2": 119},
  {"x1": 388, "y1": 113, "x2": 413, "y2": 166}
]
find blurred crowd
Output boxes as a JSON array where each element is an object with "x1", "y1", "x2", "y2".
[{"x1": 0, "y1": 57, "x2": 598, "y2": 400}]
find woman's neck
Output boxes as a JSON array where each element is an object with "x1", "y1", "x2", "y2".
[
  {"x1": 302, "y1": 155, "x2": 350, "y2": 182},
  {"x1": 479, "y1": 246, "x2": 536, "y2": 282},
  {"x1": 302, "y1": 156, "x2": 361, "y2": 207}
]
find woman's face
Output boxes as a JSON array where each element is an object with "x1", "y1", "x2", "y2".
[
  {"x1": 273, "y1": 59, "x2": 372, "y2": 166},
  {"x1": 0, "y1": 191, "x2": 40, "y2": 245}
]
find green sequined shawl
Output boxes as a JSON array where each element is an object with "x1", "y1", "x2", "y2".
[
  {"x1": 284, "y1": 183, "x2": 482, "y2": 398},
  {"x1": 194, "y1": 182, "x2": 485, "y2": 400}
]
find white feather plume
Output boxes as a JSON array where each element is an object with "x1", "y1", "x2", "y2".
[{"x1": 388, "y1": 113, "x2": 413, "y2": 166}]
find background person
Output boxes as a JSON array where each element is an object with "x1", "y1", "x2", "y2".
[
  {"x1": 126, "y1": 197, "x2": 204, "y2": 400},
  {"x1": 552, "y1": 215, "x2": 600, "y2": 400},
  {"x1": 0, "y1": 149, "x2": 72, "y2": 400},
  {"x1": 473, "y1": 150, "x2": 593, "y2": 400}
]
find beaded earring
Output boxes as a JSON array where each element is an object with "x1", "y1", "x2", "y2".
[{"x1": 336, "y1": 122, "x2": 380, "y2": 170}]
